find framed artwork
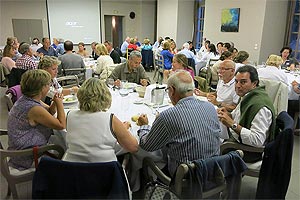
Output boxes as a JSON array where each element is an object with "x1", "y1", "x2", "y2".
[{"x1": 221, "y1": 8, "x2": 240, "y2": 32}]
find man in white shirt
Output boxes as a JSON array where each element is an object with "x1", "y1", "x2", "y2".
[
  {"x1": 195, "y1": 60, "x2": 239, "y2": 112},
  {"x1": 218, "y1": 65, "x2": 276, "y2": 152}
]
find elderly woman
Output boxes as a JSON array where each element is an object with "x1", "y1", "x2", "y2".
[
  {"x1": 7, "y1": 69, "x2": 65, "y2": 170},
  {"x1": 63, "y1": 78, "x2": 138, "y2": 162},
  {"x1": 233, "y1": 50, "x2": 249, "y2": 71},
  {"x1": 94, "y1": 43, "x2": 114, "y2": 81},
  {"x1": 38, "y1": 56, "x2": 78, "y2": 104}
]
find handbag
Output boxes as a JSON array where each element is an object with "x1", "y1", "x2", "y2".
[{"x1": 144, "y1": 181, "x2": 180, "y2": 200}]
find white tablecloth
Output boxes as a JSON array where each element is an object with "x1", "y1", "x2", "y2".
[{"x1": 53, "y1": 87, "x2": 171, "y2": 191}]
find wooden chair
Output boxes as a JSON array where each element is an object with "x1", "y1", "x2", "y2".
[{"x1": 0, "y1": 135, "x2": 65, "y2": 199}]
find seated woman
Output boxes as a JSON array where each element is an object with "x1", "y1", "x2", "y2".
[
  {"x1": 94, "y1": 44, "x2": 114, "y2": 81},
  {"x1": 63, "y1": 78, "x2": 138, "y2": 162},
  {"x1": 1, "y1": 44, "x2": 16, "y2": 71},
  {"x1": 38, "y1": 56, "x2": 79, "y2": 104},
  {"x1": 7, "y1": 69, "x2": 66, "y2": 170},
  {"x1": 280, "y1": 46, "x2": 299, "y2": 70},
  {"x1": 76, "y1": 42, "x2": 89, "y2": 58},
  {"x1": 164, "y1": 54, "x2": 194, "y2": 81},
  {"x1": 233, "y1": 51, "x2": 249, "y2": 71}
]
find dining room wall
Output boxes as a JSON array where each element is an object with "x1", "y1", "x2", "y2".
[
  {"x1": 0, "y1": 0, "x2": 49, "y2": 45},
  {"x1": 204, "y1": 0, "x2": 288, "y2": 64}
]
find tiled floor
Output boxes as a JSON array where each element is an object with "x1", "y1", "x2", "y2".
[{"x1": 1, "y1": 72, "x2": 299, "y2": 199}]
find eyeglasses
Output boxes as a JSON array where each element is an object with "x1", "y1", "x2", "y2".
[
  {"x1": 219, "y1": 68, "x2": 234, "y2": 71},
  {"x1": 165, "y1": 86, "x2": 171, "y2": 92}
]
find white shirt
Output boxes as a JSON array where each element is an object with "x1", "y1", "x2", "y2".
[
  {"x1": 94, "y1": 55, "x2": 114, "y2": 80},
  {"x1": 216, "y1": 78, "x2": 239, "y2": 105},
  {"x1": 257, "y1": 66, "x2": 289, "y2": 85},
  {"x1": 220, "y1": 103, "x2": 272, "y2": 147}
]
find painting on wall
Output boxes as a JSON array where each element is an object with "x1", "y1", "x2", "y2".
[{"x1": 221, "y1": 8, "x2": 240, "y2": 32}]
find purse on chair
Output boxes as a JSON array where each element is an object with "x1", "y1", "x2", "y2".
[{"x1": 144, "y1": 181, "x2": 180, "y2": 200}]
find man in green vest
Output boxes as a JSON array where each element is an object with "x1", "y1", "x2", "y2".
[{"x1": 217, "y1": 65, "x2": 276, "y2": 161}]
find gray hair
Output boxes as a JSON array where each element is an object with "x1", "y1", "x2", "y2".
[
  {"x1": 19, "y1": 43, "x2": 30, "y2": 54},
  {"x1": 167, "y1": 70, "x2": 194, "y2": 95},
  {"x1": 129, "y1": 50, "x2": 142, "y2": 59},
  {"x1": 182, "y1": 42, "x2": 189, "y2": 49}
]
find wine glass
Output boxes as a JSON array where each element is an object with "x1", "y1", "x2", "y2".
[{"x1": 107, "y1": 78, "x2": 114, "y2": 89}]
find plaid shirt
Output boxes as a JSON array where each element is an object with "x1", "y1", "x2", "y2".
[{"x1": 16, "y1": 54, "x2": 37, "y2": 70}]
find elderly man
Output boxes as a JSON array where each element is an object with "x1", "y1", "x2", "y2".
[
  {"x1": 120, "y1": 36, "x2": 130, "y2": 56},
  {"x1": 109, "y1": 51, "x2": 150, "y2": 86},
  {"x1": 138, "y1": 70, "x2": 221, "y2": 176},
  {"x1": 195, "y1": 60, "x2": 239, "y2": 112},
  {"x1": 177, "y1": 42, "x2": 199, "y2": 64},
  {"x1": 58, "y1": 40, "x2": 85, "y2": 75},
  {"x1": 104, "y1": 40, "x2": 121, "y2": 64},
  {"x1": 37, "y1": 37, "x2": 58, "y2": 57},
  {"x1": 218, "y1": 65, "x2": 276, "y2": 151},
  {"x1": 15, "y1": 43, "x2": 37, "y2": 70}
]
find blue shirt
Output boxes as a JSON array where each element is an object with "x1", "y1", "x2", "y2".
[
  {"x1": 56, "y1": 43, "x2": 65, "y2": 56},
  {"x1": 37, "y1": 46, "x2": 58, "y2": 57},
  {"x1": 138, "y1": 96, "x2": 221, "y2": 175},
  {"x1": 160, "y1": 49, "x2": 173, "y2": 70}
]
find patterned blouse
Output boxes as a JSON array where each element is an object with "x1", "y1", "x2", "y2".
[{"x1": 7, "y1": 96, "x2": 53, "y2": 170}]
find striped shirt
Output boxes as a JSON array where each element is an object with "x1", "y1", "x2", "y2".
[
  {"x1": 15, "y1": 54, "x2": 37, "y2": 70},
  {"x1": 138, "y1": 96, "x2": 221, "y2": 175}
]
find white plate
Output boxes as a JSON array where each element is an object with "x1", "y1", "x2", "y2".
[
  {"x1": 63, "y1": 95, "x2": 78, "y2": 104},
  {"x1": 122, "y1": 82, "x2": 137, "y2": 89}
]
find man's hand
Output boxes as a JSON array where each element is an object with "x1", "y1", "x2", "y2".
[
  {"x1": 207, "y1": 93, "x2": 218, "y2": 105},
  {"x1": 137, "y1": 114, "x2": 149, "y2": 126},
  {"x1": 140, "y1": 79, "x2": 148, "y2": 86},
  {"x1": 217, "y1": 107, "x2": 234, "y2": 127},
  {"x1": 194, "y1": 88, "x2": 206, "y2": 97},
  {"x1": 114, "y1": 79, "x2": 121, "y2": 87}
]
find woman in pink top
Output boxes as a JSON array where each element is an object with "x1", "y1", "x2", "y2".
[{"x1": 1, "y1": 44, "x2": 16, "y2": 71}]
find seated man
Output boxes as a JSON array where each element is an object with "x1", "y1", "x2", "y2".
[
  {"x1": 138, "y1": 70, "x2": 221, "y2": 176},
  {"x1": 109, "y1": 51, "x2": 150, "y2": 86},
  {"x1": 37, "y1": 37, "x2": 58, "y2": 57},
  {"x1": 104, "y1": 40, "x2": 121, "y2": 64},
  {"x1": 218, "y1": 65, "x2": 276, "y2": 151},
  {"x1": 58, "y1": 40, "x2": 85, "y2": 75},
  {"x1": 195, "y1": 60, "x2": 239, "y2": 112}
]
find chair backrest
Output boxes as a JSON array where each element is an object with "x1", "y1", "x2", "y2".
[
  {"x1": 256, "y1": 111, "x2": 294, "y2": 199},
  {"x1": 187, "y1": 58, "x2": 196, "y2": 73},
  {"x1": 56, "y1": 75, "x2": 79, "y2": 88},
  {"x1": 0, "y1": 144, "x2": 64, "y2": 199},
  {"x1": 8, "y1": 68, "x2": 27, "y2": 88},
  {"x1": 259, "y1": 78, "x2": 288, "y2": 116},
  {"x1": 61, "y1": 68, "x2": 85, "y2": 84},
  {"x1": 0, "y1": 63, "x2": 10, "y2": 87},
  {"x1": 32, "y1": 158, "x2": 130, "y2": 199},
  {"x1": 4, "y1": 93, "x2": 13, "y2": 111},
  {"x1": 6, "y1": 84, "x2": 22, "y2": 104},
  {"x1": 141, "y1": 49, "x2": 154, "y2": 69},
  {"x1": 172, "y1": 150, "x2": 247, "y2": 199}
]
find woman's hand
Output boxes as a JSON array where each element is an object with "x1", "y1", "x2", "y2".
[{"x1": 52, "y1": 93, "x2": 64, "y2": 105}]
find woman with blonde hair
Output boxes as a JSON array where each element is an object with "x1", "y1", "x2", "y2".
[
  {"x1": 63, "y1": 78, "x2": 138, "y2": 162},
  {"x1": 7, "y1": 69, "x2": 65, "y2": 170},
  {"x1": 94, "y1": 43, "x2": 114, "y2": 81},
  {"x1": 257, "y1": 54, "x2": 288, "y2": 84},
  {"x1": 164, "y1": 54, "x2": 194, "y2": 80}
]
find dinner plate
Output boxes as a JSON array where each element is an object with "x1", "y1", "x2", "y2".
[
  {"x1": 63, "y1": 95, "x2": 78, "y2": 104},
  {"x1": 122, "y1": 82, "x2": 138, "y2": 89}
]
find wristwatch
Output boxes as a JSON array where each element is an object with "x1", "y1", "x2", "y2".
[{"x1": 231, "y1": 123, "x2": 238, "y2": 130}]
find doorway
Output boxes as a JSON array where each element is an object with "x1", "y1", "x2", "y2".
[
  {"x1": 104, "y1": 15, "x2": 123, "y2": 49},
  {"x1": 12, "y1": 19, "x2": 43, "y2": 44}
]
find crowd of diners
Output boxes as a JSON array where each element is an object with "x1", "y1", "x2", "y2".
[{"x1": 1, "y1": 35, "x2": 300, "y2": 192}]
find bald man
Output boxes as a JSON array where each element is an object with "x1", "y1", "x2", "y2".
[{"x1": 137, "y1": 70, "x2": 221, "y2": 176}]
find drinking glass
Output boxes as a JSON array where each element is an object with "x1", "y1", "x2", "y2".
[{"x1": 107, "y1": 78, "x2": 114, "y2": 89}]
